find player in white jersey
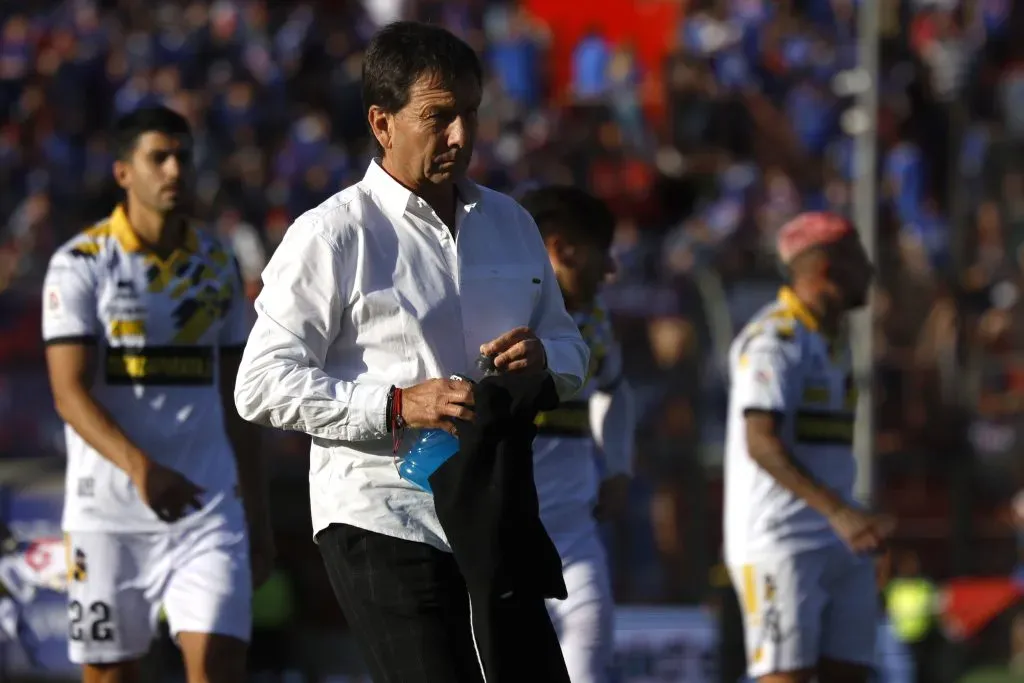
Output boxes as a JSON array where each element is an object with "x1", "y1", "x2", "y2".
[
  {"x1": 519, "y1": 186, "x2": 636, "y2": 683},
  {"x1": 41, "y1": 106, "x2": 272, "y2": 683},
  {"x1": 724, "y1": 212, "x2": 895, "y2": 683}
]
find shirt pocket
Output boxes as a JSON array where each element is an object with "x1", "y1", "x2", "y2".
[
  {"x1": 349, "y1": 288, "x2": 414, "y2": 375},
  {"x1": 459, "y1": 263, "x2": 544, "y2": 343}
]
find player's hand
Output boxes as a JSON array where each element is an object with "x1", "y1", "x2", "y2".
[
  {"x1": 131, "y1": 459, "x2": 205, "y2": 523},
  {"x1": 827, "y1": 504, "x2": 895, "y2": 555},
  {"x1": 400, "y1": 378, "x2": 475, "y2": 436},
  {"x1": 594, "y1": 474, "x2": 630, "y2": 522},
  {"x1": 480, "y1": 327, "x2": 547, "y2": 373}
]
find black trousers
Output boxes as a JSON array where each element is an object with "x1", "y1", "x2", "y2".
[{"x1": 318, "y1": 523, "x2": 485, "y2": 683}]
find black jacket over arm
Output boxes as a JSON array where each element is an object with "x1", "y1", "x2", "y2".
[{"x1": 429, "y1": 371, "x2": 570, "y2": 683}]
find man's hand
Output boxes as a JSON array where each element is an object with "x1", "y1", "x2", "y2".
[
  {"x1": 593, "y1": 474, "x2": 630, "y2": 522},
  {"x1": 480, "y1": 327, "x2": 547, "y2": 373},
  {"x1": 131, "y1": 459, "x2": 205, "y2": 523},
  {"x1": 827, "y1": 504, "x2": 895, "y2": 554},
  {"x1": 400, "y1": 378, "x2": 475, "y2": 435}
]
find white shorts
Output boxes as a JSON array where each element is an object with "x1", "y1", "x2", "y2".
[
  {"x1": 64, "y1": 510, "x2": 251, "y2": 664},
  {"x1": 728, "y1": 544, "x2": 878, "y2": 679},
  {"x1": 545, "y1": 530, "x2": 614, "y2": 683}
]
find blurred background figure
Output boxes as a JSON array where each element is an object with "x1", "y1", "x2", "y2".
[{"x1": 886, "y1": 549, "x2": 942, "y2": 683}]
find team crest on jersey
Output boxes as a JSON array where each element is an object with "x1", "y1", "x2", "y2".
[{"x1": 69, "y1": 548, "x2": 87, "y2": 583}]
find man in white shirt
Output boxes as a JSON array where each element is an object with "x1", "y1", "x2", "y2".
[
  {"x1": 233, "y1": 21, "x2": 589, "y2": 683},
  {"x1": 723, "y1": 212, "x2": 895, "y2": 683},
  {"x1": 519, "y1": 186, "x2": 636, "y2": 683}
]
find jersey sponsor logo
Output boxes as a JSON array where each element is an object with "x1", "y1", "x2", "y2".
[
  {"x1": 535, "y1": 400, "x2": 590, "y2": 437},
  {"x1": 104, "y1": 346, "x2": 215, "y2": 386},
  {"x1": 800, "y1": 382, "x2": 830, "y2": 405},
  {"x1": 794, "y1": 410, "x2": 854, "y2": 445}
]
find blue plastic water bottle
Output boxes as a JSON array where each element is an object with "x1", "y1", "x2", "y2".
[
  {"x1": 397, "y1": 428, "x2": 460, "y2": 493},
  {"x1": 397, "y1": 358, "x2": 497, "y2": 493}
]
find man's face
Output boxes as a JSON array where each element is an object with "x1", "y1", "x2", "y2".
[
  {"x1": 382, "y1": 71, "x2": 480, "y2": 187},
  {"x1": 550, "y1": 238, "x2": 616, "y2": 309},
  {"x1": 114, "y1": 131, "x2": 193, "y2": 215},
  {"x1": 828, "y1": 233, "x2": 874, "y2": 310}
]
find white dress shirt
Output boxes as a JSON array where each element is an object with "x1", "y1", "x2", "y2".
[{"x1": 234, "y1": 160, "x2": 589, "y2": 550}]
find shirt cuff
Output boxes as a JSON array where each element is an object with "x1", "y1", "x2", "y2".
[
  {"x1": 540, "y1": 337, "x2": 587, "y2": 401},
  {"x1": 348, "y1": 382, "x2": 391, "y2": 439}
]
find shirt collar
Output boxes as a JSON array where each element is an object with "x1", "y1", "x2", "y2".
[
  {"x1": 110, "y1": 203, "x2": 199, "y2": 255},
  {"x1": 777, "y1": 286, "x2": 819, "y2": 332},
  {"x1": 362, "y1": 158, "x2": 481, "y2": 219}
]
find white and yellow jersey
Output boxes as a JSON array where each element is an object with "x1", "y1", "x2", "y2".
[
  {"x1": 42, "y1": 205, "x2": 249, "y2": 533},
  {"x1": 723, "y1": 287, "x2": 857, "y2": 564},
  {"x1": 533, "y1": 298, "x2": 635, "y2": 549}
]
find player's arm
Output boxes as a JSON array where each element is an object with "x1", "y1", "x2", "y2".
[
  {"x1": 590, "y1": 336, "x2": 636, "y2": 520},
  {"x1": 42, "y1": 252, "x2": 201, "y2": 522},
  {"x1": 738, "y1": 331, "x2": 892, "y2": 552},
  {"x1": 42, "y1": 252, "x2": 146, "y2": 478},
  {"x1": 590, "y1": 337, "x2": 636, "y2": 479},
  {"x1": 45, "y1": 343, "x2": 148, "y2": 482},
  {"x1": 737, "y1": 331, "x2": 848, "y2": 517},
  {"x1": 233, "y1": 216, "x2": 391, "y2": 441}
]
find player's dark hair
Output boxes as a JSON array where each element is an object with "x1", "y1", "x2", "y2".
[
  {"x1": 362, "y1": 21, "x2": 482, "y2": 154},
  {"x1": 519, "y1": 186, "x2": 616, "y2": 251},
  {"x1": 111, "y1": 106, "x2": 192, "y2": 161}
]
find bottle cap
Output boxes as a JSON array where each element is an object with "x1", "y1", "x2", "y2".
[{"x1": 476, "y1": 354, "x2": 498, "y2": 377}]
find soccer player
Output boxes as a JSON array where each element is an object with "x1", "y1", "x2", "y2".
[
  {"x1": 41, "y1": 106, "x2": 271, "y2": 683},
  {"x1": 724, "y1": 212, "x2": 895, "y2": 683},
  {"x1": 519, "y1": 186, "x2": 636, "y2": 683}
]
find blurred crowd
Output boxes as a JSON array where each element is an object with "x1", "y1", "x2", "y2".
[{"x1": 3, "y1": 0, "x2": 1024, "y2": 661}]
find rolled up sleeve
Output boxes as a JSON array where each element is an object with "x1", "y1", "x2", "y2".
[{"x1": 234, "y1": 218, "x2": 390, "y2": 441}]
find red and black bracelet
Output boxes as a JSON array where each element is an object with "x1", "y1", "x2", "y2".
[{"x1": 387, "y1": 385, "x2": 405, "y2": 456}]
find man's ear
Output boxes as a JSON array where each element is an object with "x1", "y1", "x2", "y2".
[
  {"x1": 545, "y1": 234, "x2": 575, "y2": 267},
  {"x1": 112, "y1": 160, "x2": 130, "y2": 191},
  {"x1": 368, "y1": 105, "x2": 393, "y2": 152}
]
